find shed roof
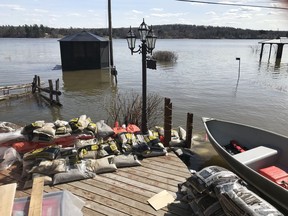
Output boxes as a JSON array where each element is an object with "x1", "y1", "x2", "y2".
[{"x1": 59, "y1": 31, "x2": 108, "y2": 42}]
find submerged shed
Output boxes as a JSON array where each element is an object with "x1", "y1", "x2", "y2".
[{"x1": 59, "y1": 31, "x2": 109, "y2": 71}]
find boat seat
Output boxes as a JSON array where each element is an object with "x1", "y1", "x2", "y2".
[{"x1": 232, "y1": 146, "x2": 278, "y2": 170}]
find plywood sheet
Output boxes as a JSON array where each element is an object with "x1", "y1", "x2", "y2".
[
  {"x1": 147, "y1": 190, "x2": 175, "y2": 211},
  {"x1": 0, "y1": 183, "x2": 17, "y2": 216}
]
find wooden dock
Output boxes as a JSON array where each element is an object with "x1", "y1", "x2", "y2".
[{"x1": 0, "y1": 151, "x2": 192, "y2": 216}]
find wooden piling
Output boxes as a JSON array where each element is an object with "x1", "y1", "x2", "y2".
[
  {"x1": 268, "y1": 44, "x2": 272, "y2": 62},
  {"x1": 259, "y1": 43, "x2": 264, "y2": 62},
  {"x1": 48, "y1": 80, "x2": 53, "y2": 104},
  {"x1": 186, "y1": 113, "x2": 193, "y2": 149},
  {"x1": 37, "y1": 76, "x2": 41, "y2": 92},
  {"x1": 55, "y1": 79, "x2": 60, "y2": 104},
  {"x1": 164, "y1": 98, "x2": 172, "y2": 147},
  {"x1": 276, "y1": 44, "x2": 284, "y2": 60}
]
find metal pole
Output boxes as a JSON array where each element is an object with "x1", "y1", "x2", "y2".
[
  {"x1": 108, "y1": 0, "x2": 114, "y2": 67},
  {"x1": 141, "y1": 41, "x2": 148, "y2": 134}
]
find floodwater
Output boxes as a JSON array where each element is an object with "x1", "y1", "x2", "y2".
[{"x1": 1, "y1": 38, "x2": 288, "y2": 171}]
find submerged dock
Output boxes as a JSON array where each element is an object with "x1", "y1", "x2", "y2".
[{"x1": 0, "y1": 151, "x2": 192, "y2": 216}]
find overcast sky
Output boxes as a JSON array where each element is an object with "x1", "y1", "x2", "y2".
[{"x1": 0, "y1": 0, "x2": 287, "y2": 31}]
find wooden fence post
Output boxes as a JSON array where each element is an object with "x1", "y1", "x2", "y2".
[
  {"x1": 37, "y1": 76, "x2": 41, "y2": 92},
  {"x1": 186, "y1": 113, "x2": 193, "y2": 149},
  {"x1": 48, "y1": 80, "x2": 53, "y2": 104},
  {"x1": 32, "y1": 75, "x2": 37, "y2": 93},
  {"x1": 164, "y1": 98, "x2": 172, "y2": 147},
  {"x1": 55, "y1": 79, "x2": 60, "y2": 104}
]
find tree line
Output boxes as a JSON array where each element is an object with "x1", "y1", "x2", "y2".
[{"x1": 0, "y1": 24, "x2": 287, "y2": 39}]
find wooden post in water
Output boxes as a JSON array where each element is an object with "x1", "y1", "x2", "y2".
[
  {"x1": 32, "y1": 75, "x2": 37, "y2": 93},
  {"x1": 37, "y1": 76, "x2": 41, "y2": 92},
  {"x1": 276, "y1": 44, "x2": 284, "y2": 60},
  {"x1": 259, "y1": 43, "x2": 264, "y2": 62},
  {"x1": 164, "y1": 98, "x2": 172, "y2": 147},
  {"x1": 186, "y1": 113, "x2": 193, "y2": 149},
  {"x1": 55, "y1": 79, "x2": 60, "y2": 104},
  {"x1": 48, "y1": 80, "x2": 53, "y2": 104},
  {"x1": 268, "y1": 44, "x2": 272, "y2": 62}
]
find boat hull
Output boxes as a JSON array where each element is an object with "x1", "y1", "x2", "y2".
[{"x1": 202, "y1": 117, "x2": 288, "y2": 214}]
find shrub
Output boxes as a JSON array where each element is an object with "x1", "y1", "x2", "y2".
[
  {"x1": 103, "y1": 91, "x2": 163, "y2": 128},
  {"x1": 152, "y1": 51, "x2": 178, "y2": 62}
]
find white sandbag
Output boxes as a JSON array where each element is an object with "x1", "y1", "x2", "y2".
[
  {"x1": 0, "y1": 121, "x2": 21, "y2": 133},
  {"x1": 0, "y1": 130, "x2": 25, "y2": 145},
  {"x1": 29, "y1": 158, "x2": 68, "y2": 175},
  {"x1": 0, "y1": 147, "x2": 21, "y2": 170},
  {"x1": 96, "y1": 120, "x2": 114, "y2": 138},
  {"x1": 33, "y1": 122, "x2": 56, "y2": 137},
  {"x1": 85, "y1": 156, "x2": 117, "y2": 174},
  {"x1": 53, "y1": 161, "x2": 95, "y2": 185},
  {"x1": 178, "y1": 126, "x2": 187, "y2": 140},
  {"x1": 114, "y1": 154, "x2": 142, "y2": 168}
]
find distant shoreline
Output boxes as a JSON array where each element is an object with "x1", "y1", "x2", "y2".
[{"x1": 0, "y1": 24, "x2": 287, "y2": 39}]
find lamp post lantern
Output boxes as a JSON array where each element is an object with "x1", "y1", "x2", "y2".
[{"x1": 126, "y1": 19, "x2": 157, "y2": 134}]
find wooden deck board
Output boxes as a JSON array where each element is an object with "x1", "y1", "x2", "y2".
[{"x1": 0, "y1": 151, "x2": 192, "y2": 216}]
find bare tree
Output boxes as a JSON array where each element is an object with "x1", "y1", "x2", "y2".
[{"x1": 104, "y1": 91, "x2": 163, "y2": 129}]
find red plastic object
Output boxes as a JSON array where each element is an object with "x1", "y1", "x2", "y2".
[{"x1": 259, "y1": 166, "x2": 288, "y2": 189}]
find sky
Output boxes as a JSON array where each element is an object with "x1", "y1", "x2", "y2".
[{"x1": 0, "y1": 0, "x2": 288, "y2": 31}]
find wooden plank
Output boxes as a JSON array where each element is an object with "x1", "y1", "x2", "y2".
[
  {"x1": 0, "y1": 183, "x2": 17, "y2": 216},
  {"x1": 85, "y1": 178, "x2": 151, "y2": 203},
  {"x1": 91, "y1": 174, "x2": 156, "y2": 197},
  {"x1": 101, "y1": 172, "x2": 171, "y2": 196},
  {"x1": 145, "y1": 154, "x2": 187, "y2": 165},
  {"x1": 28, "y1": 177, "x2": 44, "y2": 216},
  {"x1": 87, "y1": 174, "x2": 190, "y2": 215},
  {"x1": 116, "y1": 170, "x2": 179, "y2": 193},
  {"x1": 128, "y1": 166, "x2": 187, "y2": 182},
  {"x1": 54, "y1": 183, "x2": 135, "y2": 216},
  {"x1": 142, "y1": 162, "x2": 191, "y2": 178},
  {"x1": 70, "y1": 180, "x2": 163, "y2": 216},
  {"x1": 43, "y1": 186, "x2": 119, "y2": 216},
  {"x1": 120, "y1": 167, "x2": 181, "y2": 187},
  {"x1": 141, "y1": 159, "x2": 189, "y2": 173}
]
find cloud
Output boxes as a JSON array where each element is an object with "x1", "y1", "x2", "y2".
[
  {"x1": 239, "y1": 6, "x2": 260, "y2": 12},
  {"x1": 132, "y1": 10, "x2": 143, "y2": 14},
  {"x1": 151, "y1": 12, "x2": 185, "y2": 18},
  {"x1": 206, "y1": 11, "x2": 217, "y2": 16},
  {"x1": 150, "y1": 8, "x2": 163, "y2": 12},
  {"x1": 67, "y1": 13, "x2": 84, "y2": 17},
  {"x1": 34, "y1": 9, "x2": 48, "y2": 13},
  {"x1": 0, "y1": 4, "x2": 20, "y2": 8}
]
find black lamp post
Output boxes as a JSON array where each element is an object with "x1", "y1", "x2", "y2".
[{"x1": 126, "y1": 19, "x2": 157, "y2": 134}]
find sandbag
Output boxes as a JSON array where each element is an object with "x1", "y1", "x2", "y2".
[
  {"x1": 21, "y1": 121, "x2": 45, "y2": 135},
  {"x1": 113, "y1": 153, "x2": 141, "y2": 168},
  {"x1": 23, "y1": 146, "x2": 60, "y2": 161},
  {"x1": 54, "y1": 120, "x2": 72, "y2": 135},
  {"x1": 29, "y1": 158, "x2": 68, "y2": 175},
  {"x1": 33, "y1": 123, "x2": 56, "y2": 138},
  {"x1": 126, "y1": 124, "x2": 140, "y2": 133},
  {"x1": 52, "y1": 161, "x2": 95, "y2": 185},
  {"x1": 0, "y1": 121, "x2": 22, "y2": 133},
  {"x1": 96, "y1": 120, "x2": 114, "y2": 138},
  {"x1": 0, "y1": 130, "x2": 26, "y2": 145},
  {"x1": 85, "y1": 156, "x2": 117, "y2": 174},
  {"x1": 0, "y1": 147, "x2": 21, "y2": 170}
]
